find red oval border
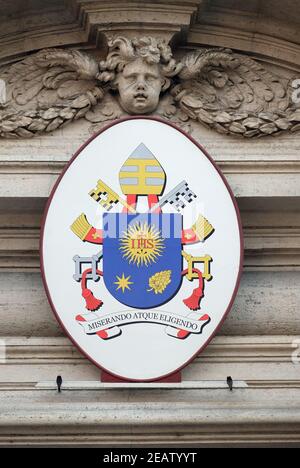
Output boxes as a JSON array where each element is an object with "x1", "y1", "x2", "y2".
[{"x1": 40, "y1": 116, "x2": 244, "y2": 382}]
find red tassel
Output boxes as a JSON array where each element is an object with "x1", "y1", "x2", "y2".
[
  {"x1": 82, "y1": 288, "x2": 103, "y2": 311},
  {"x1": 182, "y1": 268, "x2": 204, "y2": 311},
  {"x1": 183, "y1": 288, "x2": 203, "y2": 310},
  {"x1": 81, "y1": 268, "x2": 103, "y2": 311}
]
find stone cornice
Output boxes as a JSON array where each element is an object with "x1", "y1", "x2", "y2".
[
  {"x1": 188, "y1": 25, "x2": 300, "y2": 70},
  {"x1": 189, "y1": 3, "x2": 300, "y2": 70},
  {"x1": 0, "y1": 0, "x2": 299, "y2": 74},
  {"x1": 0, "y1": 0, "x2": 202, "y2": 63},
  {"x1": 0, "y1": 159, "x2": 300, "y2": 199},
  {"x1": 0, "y1": 212, "x2": 299, "y2": 271},
  {"x1": 2, "y1": 335, "x2": 300, "y2": 391},
  {"x1": 76, "y1": 0, "x2": 202, "y2": 44},
  {"x1": 2, "y1": 335, "x2": 299, "y2": 366},
  {"x1": 0, "y1": 4, "x2": 89, "y2": 64},
  {"x1": 1, "y1": 159, "x2": 300, "y2": 175},
  {"x1": 0, "y1": 399, "x2": 300, "y2": 447},
  {"x1": 1, "y1": 335, "x2": 300, "y2": 446}
]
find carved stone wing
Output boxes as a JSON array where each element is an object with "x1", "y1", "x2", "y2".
[
  {"x1": 175, "y1": 49, "x2": 300, "y2": 137},
  {"x1": 0, "y1": 49, "x2": 104, "y2": 138}
]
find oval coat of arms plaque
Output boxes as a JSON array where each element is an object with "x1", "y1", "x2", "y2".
[{"x1": 41, "y1": 117, "x2": 243, "y2": 381}]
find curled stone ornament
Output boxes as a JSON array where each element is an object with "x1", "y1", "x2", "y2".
[{"x1": 0, "y1": 36, "x2": 299, "y2": 138}]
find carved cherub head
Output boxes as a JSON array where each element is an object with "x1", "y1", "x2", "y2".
[
  {"x1": 97, "y1": 37, "x2": 182, "y2": 114},
  {"x1": 0, "y1": 37, "x2": 296, "y2": 139}
]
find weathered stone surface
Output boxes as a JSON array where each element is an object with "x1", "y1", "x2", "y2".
[
  {"x1": 0, "y1": 117, "x2": 300, "y2": 199},
  {"x1": 0, "y1": 387, "x2": 300, "y2": 446},
  {"x1": 0, "y1": 271, "x2": 299, "y2": 337}
]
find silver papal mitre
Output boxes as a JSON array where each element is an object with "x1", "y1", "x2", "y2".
[{"x1": 119, "y1": 143, "x2": 166, "y2": 196}]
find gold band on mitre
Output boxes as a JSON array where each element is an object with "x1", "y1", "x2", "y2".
[{"x1": 119, "y1": 143, "x2": 166, "y2": 196}]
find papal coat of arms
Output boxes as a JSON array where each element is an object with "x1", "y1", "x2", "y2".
[
  {"x1": 70, "y1": 141, "x2": 214, "y2": 341},
  {"x1": 41, "y1": 117, "x2": 242, "y2": 381}
]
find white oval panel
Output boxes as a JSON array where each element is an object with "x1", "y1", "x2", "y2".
[{"x1": 41, "y1": 117, "x2": 243, "y2": 381}]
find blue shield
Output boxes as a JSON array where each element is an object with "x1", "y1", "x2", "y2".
[{"x1": 103, "y1": 213, "x2": 182, "y2": 308}]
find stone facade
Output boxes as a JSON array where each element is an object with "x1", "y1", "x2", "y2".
[{"x1": 0, "y1": 0, "x2": 300, "y2": 447}]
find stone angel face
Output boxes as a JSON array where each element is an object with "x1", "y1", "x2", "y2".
[
  {"x1": 97, "y1": 36, "x2": 181, "y2": 116},
  {"x1": 0, "y1": 36, "x2": 299, "y2": 138},
  {"x1": 115, "y1": 57, "x2": 165, "y2": 114}
]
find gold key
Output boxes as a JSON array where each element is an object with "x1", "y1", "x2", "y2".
[{"x1": 89, "y1": 179, "x2": 136, "y2": 213}]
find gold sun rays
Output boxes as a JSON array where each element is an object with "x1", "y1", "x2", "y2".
[{"x1": 120, "y1": 222, "x2": 164, "y2": 267}]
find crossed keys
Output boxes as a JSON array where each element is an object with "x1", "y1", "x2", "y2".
[{"x1": 89, "y1": 179, "x2": 197, "y2": 214}]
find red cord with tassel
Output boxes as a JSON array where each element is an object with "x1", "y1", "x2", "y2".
[
  {"x1": 81, "y1": 268, "x2": 103, "y2": 311},
  {"x1": 182, "y1": 268, "x2": 204, "y2": 311}
]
